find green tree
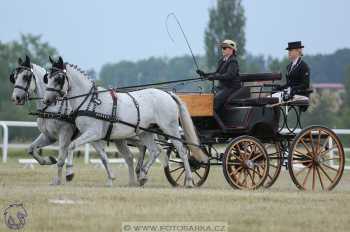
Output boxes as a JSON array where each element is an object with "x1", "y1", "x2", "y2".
[{"x1": 204, "y1": 0, "x2": 246, "y2": 69}]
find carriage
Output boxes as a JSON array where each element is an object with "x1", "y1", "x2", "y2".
[{"x1": 163, "y1": 73, "x2": 345, "y2": 191}]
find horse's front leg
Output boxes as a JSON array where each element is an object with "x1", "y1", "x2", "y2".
[
  {"x1": 90, "y1": 141, "x2": 116, "y2": 187},
  {"x1": 115, "y1": 140, "x2": 137, "y2": 186},
  {"x1": 59, "y1": 127, "x2": 75, "y2": 182},
  {"x1": 28, "y1": 133, "x2": 57, "y2": 165}
]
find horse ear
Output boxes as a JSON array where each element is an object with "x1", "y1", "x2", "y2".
[
  {"x1": 10, "y1": 73, "x2": 15, "y2": 84},
  {"x1": 24, "y1": 55, "x2": 31, "y2": 67},
  {"x1": 18, "y1": 57, "x2": 23, "y2": 65},
  {"x1": 49, "y1": 56, "x2": 54, "y2": 64},
  {"x1": 58, "y1": 56, "x2": 64, "y2": 65}
]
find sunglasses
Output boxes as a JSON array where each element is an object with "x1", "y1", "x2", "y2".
[{"x1": 222, "y1": 47, "x2": 230, "y2": 50}]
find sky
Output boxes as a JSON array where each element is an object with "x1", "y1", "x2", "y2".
[{"x1": 0, "y1": 0, "x2": 349, "y2": 71}]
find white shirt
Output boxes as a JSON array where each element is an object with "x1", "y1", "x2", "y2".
[{"x1": 291, "y1": 57, "x2": 300, "y2": 68}]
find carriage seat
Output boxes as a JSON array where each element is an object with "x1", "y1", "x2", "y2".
[{"x1": 229, "y1": 97, "x2": 279, "y2": 107}]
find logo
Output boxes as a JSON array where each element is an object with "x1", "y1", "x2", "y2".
[{"x1": 3, "y1": 203, "x2": 28, "y2": 230}]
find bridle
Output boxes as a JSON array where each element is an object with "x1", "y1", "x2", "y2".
[
  {"x1": 45, "y1": 67, "x2": 70, "y2": 97},
  {"x1": 10, "y1": 65, "x2": 37, "y2": 97}
]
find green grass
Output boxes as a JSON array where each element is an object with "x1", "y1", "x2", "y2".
[{"x1": 0, "y1": 157, "x2": 350, "y2": 232}]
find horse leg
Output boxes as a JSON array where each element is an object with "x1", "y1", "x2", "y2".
[
  {"x1": 28, "y1": 133, "x2": 57, "y2": 165},
  {"x1": 114, "y1": 140, "x2": 137, "y2": 186},
  {"x1": 58, "y1": 128, "x2": 75, "y2": 182},
  {"x1": 65, "y1": 149, "x2": 75, "y2": 182},
  {"x1": 159, "y1": 124, "x2": 194, "y2": 188},
  {"x1": 51, "y1": 132, "x2": 71, "y2": 186},
  {"x1": 90, "y1": 141, "x2": 116, "y2": 187},
  {"x1": 138, "y1": 133, "x2": 161, "y2": 186},
  {"x1": 135, "y1": 145, "x2": 146, "y2": 180}
]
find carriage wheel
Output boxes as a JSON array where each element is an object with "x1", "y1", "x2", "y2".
[
  {"x1": 164, "y1": 147, "x2": 210, "y2": 187},
  {"x1": 223, "y1": 136, "x2": 269, "y2": 190},
  {"x1": 263, "y1": 142, "x2": 282, "y2": 188},
  {"x1": 288, "y1": 126, "x2": 345, "y2": 191}
]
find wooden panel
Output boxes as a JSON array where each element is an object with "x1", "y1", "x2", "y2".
[{"x1": 177, "y1": 93, "x2": 214, "y2": 117}]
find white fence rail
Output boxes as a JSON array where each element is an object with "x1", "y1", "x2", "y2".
[{"x1": 1, "y1": 121, "x2": 349, "y2": 168}]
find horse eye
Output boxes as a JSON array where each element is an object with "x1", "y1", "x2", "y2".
[{"x1": 23, "y1": 75, "x2": 30, "y2": 81}]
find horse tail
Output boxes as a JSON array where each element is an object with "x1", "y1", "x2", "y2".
[{"x1": 168, "y1": 92, "x2": 208, "y2": 163}]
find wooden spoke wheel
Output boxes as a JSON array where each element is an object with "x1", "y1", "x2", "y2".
[
  {"x1": 288, "y1": 126, "x2": 345, "y2": 191},
  {"x1": 263, "y1": 142, "x2": 282, "y2": 188},
  {"x1": 223, "y1": 136, "x2": 269, "y2": 190},
  {"x1": 164, "y1": 147, "x2": 210, "y2": 187}
]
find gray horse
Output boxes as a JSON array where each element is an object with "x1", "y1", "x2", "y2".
[
  {"x1": 10, "y1": 56, "x2": 75, "y2": 181},
  {"x1": 43, "y1": 57, "x2": 207, "y2": 187},
  {"x1": 10, "y1": 56, "x2": 148, "y2": 186}
]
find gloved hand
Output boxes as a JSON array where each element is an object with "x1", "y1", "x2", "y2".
[
  {"x1": 196, "y1": 69, "x2": 206, "y2": 77},
  {"x1": 207, "y1": 75, "x2": 215, "y2": 81}
]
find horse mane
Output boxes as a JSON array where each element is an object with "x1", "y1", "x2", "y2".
[{"x1": 65, "y1": 63, "x2": 92, "y2": 81}]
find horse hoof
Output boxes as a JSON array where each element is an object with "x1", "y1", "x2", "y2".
[
  {"x1": 106, "y1": 179, "x2": 113, "y2": 187},
  {"x1": 138, "y1": 178, "x2": 148, "y2": 187},
  {"x1": 49, "y1": 156, "x2": 57, "y2": 164},
  {"x1": 50, "y1": 177, "x2": 61, "y2": 186},
  {"x1": 66, "y1": 173, "x2": 75, "y2": 182}
]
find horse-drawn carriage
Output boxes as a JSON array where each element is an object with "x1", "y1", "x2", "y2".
[
  {"x1": 164, "y1": 72, "x2": 345, "y2": 191},
  {"x1": 10, "y1": 56, "x2": 345, "y2": 191}
]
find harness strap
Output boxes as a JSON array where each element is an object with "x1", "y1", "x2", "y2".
[
  {"x1": 105, "y1": 89, "x2": 118, "y2": 145},
  {"x1": 126, "y1": 92, "x2": 140, "y2": 133},
  {"x1": 75, "y1": 110, "x2": 201, "y2": 148}
]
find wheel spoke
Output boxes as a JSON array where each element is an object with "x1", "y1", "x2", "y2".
[
  {"x1": 300, "y1": 138, "x2": 313, "y2": 156},
  {"x1": 309, "y1": 131, "x2": 316, "y2": 155},
  {"x1": 194, "y1": 170, "x2": 202, "y2": 179},
  {"x1": 315, "y1": 166, "x2": 325, "y2": 190},
  {"x1": 247, "y1": 169, "x2": 256, "y2": 187},
  {"x1": 295, "y1": 163, "x2": 312, "y2": 177},
  {"x1": 312, "y1": 165, "x2": 316, "y2": 191},
  {"x1": 292, "y1": 160, "x2": 312, "y2": 165},
  {"x1": 316, "y1": 129, "x2": 322, "y2": 154},
  {"x1": 320, "y1": 157, "x2": 340, "y2": 163},
  {"x1": 318, "y1": 164, "x2": 333, "y2": 182},
  {"x1": 229, "y1": 166, "x2": 243, "y2": 178},
  {"x1": 230, "y1": 149, "x2": 244, "y2": 162},
  {"x1": 175, "y1": 169, "x2": 185, "y2": 182},
  {"x1": 302, "y1": 167, "x2": 312, "y2": 188},
  {"x1": 169, "y1": 166, "x2": 184, "y2": 173},
  {"x1": 249, "y1": 167, "x2": 263, "y2": 178},
  {"x1": 169, "y1": 159, "x2": 183, "y2": 164},
  {"x1": 294, "y1": 149, "x2": 313, "y2": 159},
  {"x1": 321, "y1": 163, "x2": 339, "y2": 172},
  {"x1": 251, "y1": 153, "x2": 263, "y2": 161}
]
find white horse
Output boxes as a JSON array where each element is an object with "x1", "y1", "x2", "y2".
[
  {"x1": 10, "y1": 56, "x2": 153, "y2": 186},
  {"x1": 10, "y1": 55, "x2": 75, "y2": 181},
  {"x1": 43, "y1": 56, "x2": 208, "y2": 187}
]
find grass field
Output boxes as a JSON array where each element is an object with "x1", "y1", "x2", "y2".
[{"x1": 0, "y1": 157, "x2": 350, "y2": 232}]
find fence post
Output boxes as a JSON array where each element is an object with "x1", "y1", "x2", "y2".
[{"x1": 0, "y1": 122, "x2": 9, "y2": 163}]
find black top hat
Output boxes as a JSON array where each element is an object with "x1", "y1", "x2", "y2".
[{"x1": 286, "y1": 41, "x2": 304, "y2": 50}]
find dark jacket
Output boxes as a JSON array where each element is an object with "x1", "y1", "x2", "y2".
[
  {"x1": 209, "y1": 55, "x2": 241, "y2": 90},
  {"x1": 283, "y1": 58, "x2": 310, "y2": 96}
]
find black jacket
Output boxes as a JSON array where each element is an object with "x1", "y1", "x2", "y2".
[
  {"x1": 209, "y1": 55, "x2": 241, "y2": 90},
  {"x1": 283, "y1": 58, "x2": 310, "y2": 96}
]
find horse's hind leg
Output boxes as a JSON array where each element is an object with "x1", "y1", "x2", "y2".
[
  {"x1": 159, "y1": 123, "x2": 193, "y2": 188},
  {"x1": 28, "y1": 133, "x2": 57, "y2": 165},
  {"x1": 91, "y1": 141, "x2": 116, "y2": 187},
  {"x1": 138, "y1": 133, "x2": 161, "y2": 186},
  {"x1": 115, "y1": 140, "x2": 137, "y2": 186}
]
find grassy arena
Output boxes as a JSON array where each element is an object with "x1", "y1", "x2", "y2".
[{"x1": 0, "y1": 156, "x2": 350, "y2": 232}]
